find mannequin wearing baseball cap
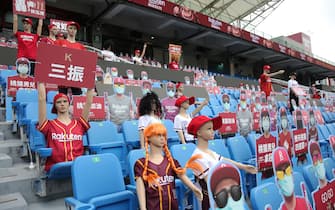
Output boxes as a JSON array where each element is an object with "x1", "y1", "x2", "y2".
[
  {"x1": 132, "y1": 43, "x2": 147, "y2": 65},
  {"x1": 187, "y1": 115, "x2": 257, "y2": 210},
  {"x1": 208, "y1": 161, "x2": 248, "y2": 210},
  {"x1": 39, "y1": 24, "x2": 58, "y2": 45},
  {"x1": 37, "y1": 83, "x2": 95, "y2": 171},
  {"x1": 259, "y1": 65, "x2": 284, "y2": 98},
  {"x1": 138, "y1": 91, "x2": 162, "y2": 148},
  {"x1": 102, "y1": 41, "x2": 117, "y2": 62},
  {"x1": 135, "y1": 123, "x2": 203, "y2": 210},
  {"x1": 107, "y1": 77, "x2": 135, "y2": 130},
  {"x1": 236, "y1": 94, "x2": 253, "y2": 137},
  {"x1": 174, "y1": 96, "x2": 208, "y2": 144},
  {"x1": 288, "y1": 72, "x2": 299, "y2": 113},
  {"x1": 13, "y1": 13, "x2": 43, "y2": 76},
  {"x1": 272, "y1": 147, "x2": 312, "y2": 210},
  {"x1": 55, "y1": 21, "x2": 85, "y2": 96},
  {"x1": 161, "y1": 82, "x2": 178, "y2": 122},
  {"x1": 278, "y1": 108, "x2": 293, "y2": 158}
]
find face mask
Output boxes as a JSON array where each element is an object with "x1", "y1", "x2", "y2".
[
  {"x1": 315, "y1": 162, "x2": 326, "y2": 180},
  {"x1": 114, "y1": 86, "x2": 125, "y2": 94},
  {"x1": 256, "y1": 104, "x2": 262, "y2": 111},
  {"x1": 310, "y1": 117, "x2": 315, "y2": 126},
  {"x1": 195, "y1": 80, "x2": 200, "y2": 85},
  {"x1": 277, "y1": 174, "x2": 294, "y2": 197},
  {"x1": 281, "y1": 119, "x2": 288, "y2": 129},
  {"x1": 241, "y1": 102, "x2": 247, "y2": 110},
  {"x1": 142, "y1": 76, "x2": 148, "y2": 80},
  {"x1": 142, "y1": 89, "x2": 151, "y2": 96},
  {"x1": 167, "y1": 90, "x2": 175, "y2": 98},
  {"x1": 262, "y1": 119, "x2": 270, "y2": 132},
  {"x1": 185, "y1": 80, "x2": 190, "y2": 85},
  {"x1": 268, "y1": 104, "x2": 272, "y2": 110},
  {"x1": 216, "y1": 197, "x2": 245, "y2": 210},
  {"x1": 223, "y1": 103, "x2": 230, "y2": 111},
  {"x1": 111, "y1": 72, "x2": 118, "y2": 77},
  {"x1": 128, "y1": 74, "x2": 134, "y2": 79},
  {"x1": 18, "y1": 64, "x2": 29, "y2": 74}
]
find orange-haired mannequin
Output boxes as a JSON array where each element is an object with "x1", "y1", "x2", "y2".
[{"x1": 134, "y1": 123, "x2": 203, "y2": 210}]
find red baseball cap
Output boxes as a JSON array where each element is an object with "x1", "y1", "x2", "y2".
[
  {"x1": 16, "y1": 57, "x2": 30, "y2": 64},
  {"x1": 52, "y1": 93, "x2": 70, "y2": 114},
  {"x1": 135, "y1": 49, "x2": 141, "y2": 54},
  {"x1": 309, "y1": 141, "x2": 321, "y2": 156},
  {"x1": 210, "y1": 162, "x2": 240, "y2": 193},
  {"x1": 22, "y1": 18, "x2": 33, "y2": 25},
  {"x1": 67, "y1": 21, "x2": 80, "y2": 30},
  {"x1": 48, "y1": 23, "x2": 57, "y2": 30},
  {"x1": 175, "y1": 96, "x2": 195, "y2": 107},
  {"x1": 187, "y1": 115, "x2": 222, "y2": 136},
  {"x1": 142, "y1": 80, "x2": 152, "y2": 89},
  {"x1": 113, "y1": 77, "x2": 125, "y2": 84},
  {"x1": 263, "y1": 65, "x2": 271, "y2": 71},
  {"x1": 273, "y1": 147, "x2": 290, "y2": 169},
  {"x1": 222, "y1": 94, "x2": 229, "y2": 100},
  {"x1": 176, "y1": 82, "x2": 183, "y2": 89}
]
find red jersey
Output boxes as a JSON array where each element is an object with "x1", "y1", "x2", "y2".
[
  {"x1": 281, "y1": 197, "x2": 312, "y2": 210},
  {"x1": 38, "y1": 116, "x2": 90, "y2": 171},
  {"x1": 168, "y1": 61, "x2": 179, "y2": 71},
  {"x1": 39, "y1": 37, "x2": 56, "y2": 45},
  {"x1": 55, "y1": 39, "x2": 85, "y2": 50},
  {"x1": 260, "y1": 73, "x2": 272, "y2": 97},
  {"x1": 15, "y1": 31, "x2": 39, "y2": 60},
  {"x1": 279, "y1": 131, "x2": 293, "y2": 158},
  {"x1": 134, "y1": 157, "x2": 180, "y2": 210}
]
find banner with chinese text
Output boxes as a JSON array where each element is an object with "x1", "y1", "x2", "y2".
[
  {"x1": 72, "y1": 96, "x2": 105, "y2": 120},
  {"x1": 35, "y1": 43, "x2": 97, "y2": 88},
  {"x1": 256, "y1": 135, "x2": 276, "y2": 171},
  {"x1": 218, "y1": 112, "x2": 237, "y2": 134},
  {"x1": 6, "y1": 75, "x2": 36, "y2": 97},
  {"x1": 293, "y1": 128, "x2": 308, "y2": 156},
  {"x1": 13, "y1": 0, "x2": 45, "y2": 19}
]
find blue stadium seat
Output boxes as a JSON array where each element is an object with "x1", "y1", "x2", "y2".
[
  {"x1": 162, "y1": 119, "x2": 180, "y2": 147},
  {"x1": 199, "y1": 105, "x2": 213, "y2": 117},
  {"x1": 323, "y1": 158, "x2": 335, "y2": 180},
  {"x1": 12, "y1": 89, "x2": 38, "y2": 123},
  {"x1": 65, "y1": 154, "x2": 136, "y2": 210},
  {"x1": 227, "y1": 136, "x2": 254, "y2": 165},
  {"x1": 302, "y1": 164, "x2": 319, "y2": 192},
  {"x1": 246, "y1": 133, "x2": 260, "y2": 157},
  {"x1": 122, "y1": 120, "x2": 140, "y2": 150},
  {"x1": 46, "y1": 90, "x2": 58, "y2": 104},
  {"x1": 209, "y1": 94, "x2": 220, "y2": 106},
  {"x1": 170, "y1": 143, "x2": 196, "y2": 210},
  {"x1": 126, "y1": 149, "x2": 145, "y2": 191},
  {"x1": 322, "y1": 112, "x2": 331, "y2": 123},
  {"x1": 187, "y1": 104, "x2": 196, "y2": 116},
  {"x1": 325, "y1": 123, "x2": 335, "y2": 135},
  {"x1": 292, "y1": 171, "x2": 313, "y2": 205},
  {"x1": 208, "y1": 139, "x2": 231, "y2": 159},
  {"x1": 87, "y1": 121, "x2": 128, "y2": 176},
  {"x1": 250, "y1": 182, "x2": 283, "y2": 210},
  {"x1": 211, "y1": 105, "x2": 224, "y2": 116}
]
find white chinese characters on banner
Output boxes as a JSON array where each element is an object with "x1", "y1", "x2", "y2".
[{"x1": 49, "y1": 63, "x2": 85, "y2": 82}]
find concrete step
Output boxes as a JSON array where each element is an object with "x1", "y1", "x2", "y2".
[
  {"x1": 0, "y1": 163, "x2": 72, "y2": 203},
  {"x1": 0, "y1": 122, "x2": 20, "y2": 140},
  {"x1": 0, "y1": 153, "x2": 13, "y2": 168},
  {"x1": 0, "y1": 192, "x2": 28, "y2": 210},
  {"x1": 28, "y1": 197, "x2": 65, "y2": 210},
  {"x1": 0, "y1": 139, "x2": 25, "y2": 164},
  {"x1": 0, "y1": 107, "x2": 6, "y2": 122}
]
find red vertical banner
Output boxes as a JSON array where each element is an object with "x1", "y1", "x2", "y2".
[
  {"x1": 13, "y1": 0, "x2": 46, "y2": 19},
  {"x1": 218, "y1": 112, "x2": 237, "y2": 135},
  {"x1": 293, "y1": 128, "x2": 308, "y2": 156},
  {"x1": 72, "y1": 96, "x2": 105, "y2": 120},
  {"x1": 256, "y1": 135, "x2": 276, "y2": 171},
  {"x1": 330, "y1": 135, "x2": 335, "y2": 157}
]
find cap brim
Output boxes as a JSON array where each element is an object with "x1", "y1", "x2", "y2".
[
  {"x1": 210, "y1": 164, "x2": 240, "y2": 193},
  {"x1": 212, "y1": 116, "x2": 222, "y2": 131},
  {"x1": 188, "y1": 96, "x2": 195, "y2": 105}
]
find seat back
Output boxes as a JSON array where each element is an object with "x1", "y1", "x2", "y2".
[
  {"x1": 199, "y1": 105, "x2": 213, "y2": 117},
  {"x1": 227, "y1": 136, "x2": 252, "y2": 162},
  {"x1": 162, "y1": 119, "x2": 180, "y2": 147},
  {"x1": 170, "y1": 143, "x2": 196, "y2": 178},
  {"x1": 72, "y1": 154, "x2": 125, "y2": 202},
  {"x1": 292, "y1": 171, "x2": 313, "y2": 205},
  {"x1": 87, "y1": 121, "x2": 118, "y2": 144},
  {"x1": 247, "y1": 133, "x2": 260, "y2": 156},
  {"x1": 122, "y1": 120, "x2": 140, "y2": 149},
  {"x1": 46, "y1": 90, "x2": 58, "y2": 104},
  {"x1": 250, "y1": 182, "x2": 282, "y2": 210},
  {"x1": 302, "y1": 164, "x2": 319, "y2": 192},
  {"x1": 127, "y1": 149, "x2": 145, "y2": 186},
  {"x1": 15, "y1": 89, "x2": 38, "y2": 103},
  {"x1": 323, "y1": 158, "x2": 335, "y2": 180},
  {"x1": 208, "y1": 139, "x2": 231, "y2": 159}
]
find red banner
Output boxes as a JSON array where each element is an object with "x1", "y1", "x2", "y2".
[
  {"x1": 253, "y1": 112, "x2": 260, "y2": 131},
  {"x1": 312, "y1": 180, "x2": 335, "y2": 210},
  {"x1": 256, "y1": 135, "x2": 276, "y2": 170},
  {"x1": 35, "y1": 43, "x2": 97, "y2": 89},
  {"x1": 50, "y1": 18, "x2": 68, "y2": 33},
  {"x1": 218, "y1": 112, "x2": 237, "y2": 134},
  {"x1": 72, "y1": 96, "x2": 105, "y2": 120},
  {"x1": 13, "y1": 0, "x2": 45, "y2": 19},
  {"x1": 293, "y1": 128, "x2": 308, "y2": 156},
  {"x1": 127, "y1": 0, "x2": 335, "y2": 71},
  {"x1": 125, "y1": 79, "x2": 140, "y2": 86},
  {"x1": 6, "y1": 75, "x2": 36, "y2": 97}
]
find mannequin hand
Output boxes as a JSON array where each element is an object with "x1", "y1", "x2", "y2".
[
  {"x1": 192, "y1": 187, "x2": 203, "y2": 201},
  {"x1": 243, "y1": 164, "x2": 257, "y2": 174}
]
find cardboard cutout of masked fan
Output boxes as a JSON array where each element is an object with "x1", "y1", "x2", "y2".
[
  {"x1": 268, "y1": 95, "x2": 277, "y2": 132},
  {"x1": 278, "y1": 108, "x2": 294, "y2": 159},
  {"x1": 292, "y1": 109, "x2": 308, "y2": 165},
  {"x1": 308, "y1": 110, "x2": 318, "y2": 142},
  {"x1": 161, "y1": 82, "x2": 178, "y2": 122},
  {"x1": 207, "y1": 160, "x2": 249, "y2": 210},
  {"x1": 308, "y1": 141, "x2": 335, "y2": 210},
  {"x1": 256, "y1": 108, "x2": 277, "y2": 181},
  {"x1": 219, "y1": 94, "x2": 237, "y2": 139},
  {"x1": 272, "y1": 147, "x2": 313, "y2": 210}
]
